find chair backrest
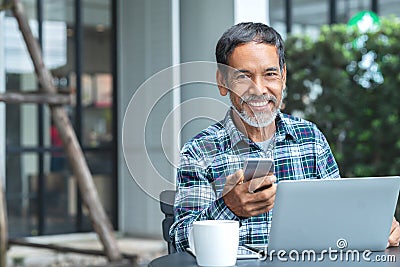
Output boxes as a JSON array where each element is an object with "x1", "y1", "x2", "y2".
[{"x1": 159, "y1": 190, "x2": 176, "y2": 254}]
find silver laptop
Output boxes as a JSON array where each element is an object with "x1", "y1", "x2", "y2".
[{"x1": 267, "y1": 176, "x2": 400, "y2": 253}]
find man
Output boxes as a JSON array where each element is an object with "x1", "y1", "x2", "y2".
[{"x1": 170, "y1": 22, "x2": 400, "y2": 252}]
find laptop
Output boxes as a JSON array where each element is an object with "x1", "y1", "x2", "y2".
[{"x1": 266, "y1": 176, "x2": 400, "y2": 253}]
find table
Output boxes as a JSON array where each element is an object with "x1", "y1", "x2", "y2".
[{"x1": 148, "y1": 247, "x2": 400, "y2": 266}]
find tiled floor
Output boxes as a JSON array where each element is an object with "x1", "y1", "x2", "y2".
[{"x1": 6, "y1": 233, "x2": 167, "y2": 267}]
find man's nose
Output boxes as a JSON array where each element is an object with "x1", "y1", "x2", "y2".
[{"x1": 248, "y1": 76, "x2": 268, "y2": 95}]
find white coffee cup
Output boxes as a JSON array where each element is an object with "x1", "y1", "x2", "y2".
[{"x1": 188, "y1": 220, "x2": 239, "y2": 266}]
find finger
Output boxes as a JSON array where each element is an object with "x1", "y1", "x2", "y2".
[
  {"x1": 250, "y1": 184, "x2": 277, "y2": 204},
  {"x1": 227, "y1": 184, "x2": 276, "y2": 217},
  {"x1": 242, "y1": 185, "x2": 276, "y2": 215},
  {"x1": 388, "y1": 235, "x2": 400, "y2": 247},
  {"x1": 252, "y1": 193, "x2": 276, "y2": 210},
  {"x1": 248, "y1": 175, "x2": 276, "y2": 193},
  {"x1": 388, "y1": 219, "x2": 400, "y2": 247},
  {"x1": 389, "y1": 218, "x2": 399, "y2": 237},
  {"x1": 391, "y1": 218, "x2": 399, "y2": 233},
  {"x1": 246, "y1": 196, "x2": 276, "y2": 216},
  {"x1": 387, "y1": 218, "x2": 400, "y2": 247},
  {"x1": 222, "y1": 169, "x2": 244, "y2": 196}
]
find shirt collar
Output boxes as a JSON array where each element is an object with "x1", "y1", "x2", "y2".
[
  {"x1": 222, "y1": 109, "x2": 298, "y2": 146},
  {"x1": 275, "y1": 112, "x2": 298, "y2": 143},
  {"x1": 221, "y1": 109, "x2": 248, "y2": 147}
]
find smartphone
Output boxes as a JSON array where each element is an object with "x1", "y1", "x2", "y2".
[{"x1": 243, "y1": 158, "x2": 274, "y2": 182}]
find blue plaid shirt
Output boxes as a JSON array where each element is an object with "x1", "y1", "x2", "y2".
[{"x1": 170, "y1": 109, "x2": 340, "y2": 252}]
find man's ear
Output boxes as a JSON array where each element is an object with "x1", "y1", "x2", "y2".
[
  {"x1": 216, "y1": 70, "x2": 229, "y2": 96},
  {"x1": 281, "y1": 64, "x2": 287, "y2": 91}
]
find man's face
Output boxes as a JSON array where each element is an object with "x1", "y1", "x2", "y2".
[{"x1": 219, "y1": 42, "x2": 286, "y2": 128}]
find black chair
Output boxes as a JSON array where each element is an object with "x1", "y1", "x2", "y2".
[{"x1": 160, "y1": 190, "x2": 177, "y2": 254}]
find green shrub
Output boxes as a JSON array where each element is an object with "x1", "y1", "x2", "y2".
[{"x1": 284, "y1": 17, "x2": 400, "y2": 219}]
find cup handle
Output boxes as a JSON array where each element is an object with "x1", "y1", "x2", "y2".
[{"x1": 188, "y1": 226, "x2": 196, "y2": 255}]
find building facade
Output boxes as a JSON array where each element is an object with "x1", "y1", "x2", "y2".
[{"x1": 1, "y1": 0, "x2": 399, "y2": 238}]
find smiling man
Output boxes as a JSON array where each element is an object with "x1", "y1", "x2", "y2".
[{"x1": 169, "y1": 22, "x2": 400, "y2": 252}]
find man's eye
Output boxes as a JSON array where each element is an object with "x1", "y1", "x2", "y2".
[
  {"x1": 265, "y1": 73, "x2": 281, "y2": 80},
  {"x1": 235, "y1": 74, "x2": 250, "y2": 80}
]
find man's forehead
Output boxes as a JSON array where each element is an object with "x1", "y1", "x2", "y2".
[{"x1": 227, "y1": 42, "x2": 279, "y2": 63}]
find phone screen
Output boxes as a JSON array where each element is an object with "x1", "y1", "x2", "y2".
[{"x1": 243, "y1": 158, "x2": 274, "y2": 182}]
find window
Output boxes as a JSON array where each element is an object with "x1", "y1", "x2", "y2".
[{"x1": 4, "y1": 0, "x2": 117, "y2": 237}]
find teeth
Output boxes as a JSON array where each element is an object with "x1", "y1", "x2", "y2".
[{"x1": 248, "y1": 101, "x2": 268, "y2": 107}]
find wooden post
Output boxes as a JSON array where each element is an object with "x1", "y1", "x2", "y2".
[
  {"x1": 11, "y1": 0, "x2": 122, "y2": 262},
  {"x1": 0, "y1": 176, "x2": 7, "y2": 267},
  {"x1": 0, "y1": 92, "x2": 72, "y2": 105}
]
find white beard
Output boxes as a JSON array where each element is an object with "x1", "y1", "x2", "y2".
[{"x1": 230, "y1": 93, "x2": 281, "y2": 128}]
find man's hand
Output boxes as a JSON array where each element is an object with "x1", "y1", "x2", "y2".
[
  {"x1": 387, "y1": 217, "x2": 400, "y2": 247},
  {"x1": 222, "y1": 169, "x2": 277, "y2": 218}
]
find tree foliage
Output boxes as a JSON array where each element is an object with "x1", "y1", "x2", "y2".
[{"x1": 285, "y1": 17, "x2": 400, "y2": 179}]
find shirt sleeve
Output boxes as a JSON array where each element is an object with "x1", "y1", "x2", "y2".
[
  {"x1": 169, "y1": 142, "x2": 239, "y2": 252},
  {"x1": 314, "y1": 126, "x2": 341, "y2": 179}
]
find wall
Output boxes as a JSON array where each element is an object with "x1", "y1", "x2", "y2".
[
  {"x1": 118, "y1": 0, "x2": 175, "y2": 237},
  {"x1": 179, "y1": 0, "x2": 233, "y2": 144}
]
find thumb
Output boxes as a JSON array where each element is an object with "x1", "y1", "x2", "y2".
[
  {"x1": 223, "y1": 169, "x2": 244, "y2": 196},
  {"x1": 248, "y1": 175, "x2": 276, "y2": 193},
  {"x1": 227, "y1": 169, "x2": 244, "y2": 185}
]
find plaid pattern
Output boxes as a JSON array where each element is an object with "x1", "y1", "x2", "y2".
[{"x1": 170, "y1": 109, "x2": 340, "y2": 252}]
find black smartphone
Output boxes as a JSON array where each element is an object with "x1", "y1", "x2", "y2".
[{"x1": 243, "y1": 158, "x2": 274, "y2": 182}]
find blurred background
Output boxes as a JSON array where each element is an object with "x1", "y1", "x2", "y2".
[{"x1": 0, "y1": 0, "x2": 399, "y2": 252}]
